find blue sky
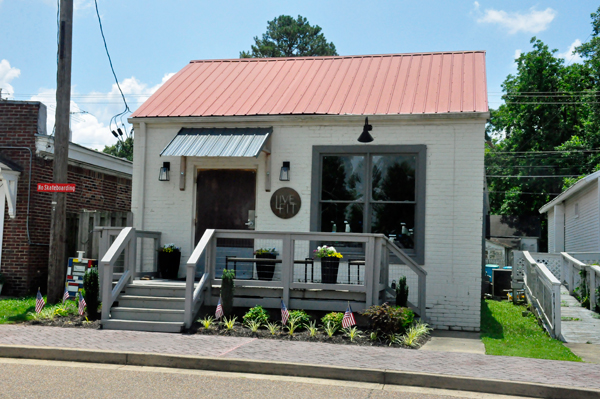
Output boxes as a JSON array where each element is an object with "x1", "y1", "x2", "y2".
[{"x1": 0, "y1": 0, "x2": 597, "y2": 149}]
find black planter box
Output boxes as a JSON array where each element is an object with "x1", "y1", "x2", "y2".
[
  {"x1": 158, "y1": 251, "x2": 181, "y2": 279},
  {"x1": 256, "y1": 253, "x2": 276, "y2": 281},
  {"x1": 320, "y1": 257, "x2": 340, "y2": 284}
]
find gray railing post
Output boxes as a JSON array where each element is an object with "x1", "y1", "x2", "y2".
[
  {"x1": 372, "y1": 237, "x2": 382, "y2": 305},
  {"x1": 590, "y1": 266, "x2": 598, "y2": 311},
  {"x1": 101, "y1": 259, "x2": 112, "y2": 321},
  {"x1": 281, "y1": 233, "x2": 292, "y2": 306},
  {"x1": 364, "y1": 237, "x2": 375, "y2": 308}
]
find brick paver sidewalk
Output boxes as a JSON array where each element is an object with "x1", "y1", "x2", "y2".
[{"x1": 1, "y1": 325, "x2": 599, "y2": 390}]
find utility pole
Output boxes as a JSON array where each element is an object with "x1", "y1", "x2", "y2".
[{"x1": 48, "y1": 0, "x2": 73, "y2": 303}]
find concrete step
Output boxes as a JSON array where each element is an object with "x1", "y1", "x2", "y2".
[
  {"x1": 116, "y1": 295, "x2": 185, "y2": 310},
  {"x1": 124, "y1": 285, "x2": 186, "y2": 298},
  {"x1": 102, "y1": 319, "x2": 183, "y2": 333},
  {"x1": 110, "y1": 307, "x2": 184, "y2": 322}
]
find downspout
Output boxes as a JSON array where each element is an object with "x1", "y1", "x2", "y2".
[{"x1": 0, "y1": 146, "x2": 49, "y2": 246}]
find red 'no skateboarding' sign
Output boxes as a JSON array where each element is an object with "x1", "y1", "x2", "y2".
[{"x1": 37, "y1": 183, "x2": 76, "y2": 193}]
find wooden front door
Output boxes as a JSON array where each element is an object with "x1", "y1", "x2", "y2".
[{"x1": 195, "y1": 169, "x2": 256, "y2": 245}]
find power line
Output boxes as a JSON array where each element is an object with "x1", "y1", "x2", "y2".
[
  {"x1": 486, "y1": 175, "x2": 581, "y2": 179},
  {"x1": 93, "y1": 0, "x2": 131, "y2": 141},
  {"x1": 487, "y1": 149, "x2": 600, "y2": 155},
  {"x1": 489, "y1": 191, "x2": 561, "y2": 195}
]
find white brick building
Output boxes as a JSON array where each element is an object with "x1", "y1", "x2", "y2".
[{"x1": 129, "y1": 52, "x2": 489, "y2": 330}]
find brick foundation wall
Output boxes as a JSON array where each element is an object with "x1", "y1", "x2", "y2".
[{"x1": 0, "y1": 101, "x2": 132, "y2": 296}]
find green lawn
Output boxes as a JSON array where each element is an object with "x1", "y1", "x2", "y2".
[
  {"x1": 481, "y1": 299, "x2": 581, "y2": 362},
  {"x1": 0, "y1": 297, "x2": 36, "y2": 324}
]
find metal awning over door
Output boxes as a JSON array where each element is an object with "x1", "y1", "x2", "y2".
[{"x1": 160, "y1": 127, "x2": 272, "y2": 158}]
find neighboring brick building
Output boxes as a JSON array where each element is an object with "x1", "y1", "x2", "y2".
[{"x1": 0, "y1": 100, "x2": 132, "y2": 296}]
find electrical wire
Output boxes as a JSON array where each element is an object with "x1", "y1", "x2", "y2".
[
  {"x1": 486, "y1": 175, "x2": 581, "y2": 178},
  {"x1": 93, "y1": 0, "x2": 130, "y2": 141}
]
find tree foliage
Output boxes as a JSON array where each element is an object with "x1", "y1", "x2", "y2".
[
  {"x1": 102, "y1": 136, "x2": 133, "y2": 161},
  {"x1": 486, "y1": 7, "x2": 600, "y2": 250},
  {"x1": 240, "y1": 15, "x2": 337, "y2": 58}
]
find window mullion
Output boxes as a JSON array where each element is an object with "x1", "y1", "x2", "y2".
[{"x1": 365, "y1": 152, "x2": 372, "y2": 233}]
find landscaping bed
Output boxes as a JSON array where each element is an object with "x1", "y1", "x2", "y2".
[
  {"x1": 0, "y1": 296, "x2": 100, "y2": 329},
  {"x1": 189, "y1": 303, "x2": 431, "y2": 349},
  {"x1": 189, "y1": 321, "x2": 429, "y2": 348}
]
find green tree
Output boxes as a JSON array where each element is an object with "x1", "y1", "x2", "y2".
[
  {"x1": 240, "y1": 15, "x2": 337, "y2": 58},
  {"x1": 102, "y1": 136, "x2": 133, "y2": 161},
  {"x1": 486, "y1": 31, "x2": 597, "y2": 250}
]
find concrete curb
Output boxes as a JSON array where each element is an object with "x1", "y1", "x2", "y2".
[{"x1": 0, "y1": 344, "x2": 598, "y2": 398}]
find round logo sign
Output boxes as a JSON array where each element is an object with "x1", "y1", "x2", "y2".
[{"x1": 270, "y1": 187, "x2": 301, "y2": 219}]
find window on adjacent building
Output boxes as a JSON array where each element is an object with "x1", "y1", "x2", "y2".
[{"x1": 311, "y1": 145, "x2": 426, "y2": 264}]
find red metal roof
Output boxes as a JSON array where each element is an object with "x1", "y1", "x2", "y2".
[{"x1": 132, "y1": 52, "x2": 488, "y2": 118}]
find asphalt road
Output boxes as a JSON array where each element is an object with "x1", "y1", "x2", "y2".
[{"x1": 0, "y1": 358, "x2": 520, "y2": 399}]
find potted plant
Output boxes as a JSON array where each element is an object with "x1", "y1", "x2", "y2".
[
  {"x1": 254, "y1": 248, "x2": 278, "y2": 281},
  {"x1": 157, "y1": 243, "x2": 181, "y2": 279},
  {"x1": 0, "y1": 272, "x2": 5, "y2": 296},
  {"x1": 313, "y1": 245, "x2": 343, "y2": 284}
]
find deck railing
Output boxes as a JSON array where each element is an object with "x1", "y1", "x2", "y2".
[
  {"x1": 522, "y1": 251, "x2": 561, "y2": 339},
  {"x1": 183, "y1": 230, "x2": 427, "y2": 329}
]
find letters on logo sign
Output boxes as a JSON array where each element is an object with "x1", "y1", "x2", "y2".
[
  {"x1": 36, "y1": 183, "x2": 76, "y2": 193},
  {"x1": 270, "y1": 187, "x2": 301, "y2": 219}
]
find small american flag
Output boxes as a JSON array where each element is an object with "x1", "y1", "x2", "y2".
[
  {"x1": 62, "y1": 286, "x2": 70, "y2": 303},
  {"x1": 35, "y1": 289, "x2": 45, "y2": 313},
  {"x1": 78, "y1": 292, "x2": 87, "y2": 316},
  {"x1": 215, "y1": 296, "x2": 224, "y2": 319},
  {"x1": 281, "y1": 299, "x2": 289, "y2": 325},
  {"x1": 342, "y1": 303, "x2": 356, "y2": 328}
]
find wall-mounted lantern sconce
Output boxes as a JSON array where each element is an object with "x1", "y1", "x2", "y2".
[
  {"x1": 159, "y1": 162, "x2": 170, "y2": 181},
  {"x1": 279, "y1": 161, "x2": 290, "y2": 181},
  {"x1": 357, "y1": 117, "x2": 374, "y2": 143}
]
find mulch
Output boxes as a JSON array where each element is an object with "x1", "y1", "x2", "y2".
[
  {"x1": 26, "y1": 315, "x2": 101, "y2": 329},
  {"x1": 187, "y1": 322, "x2": 430, "y2": 349}
]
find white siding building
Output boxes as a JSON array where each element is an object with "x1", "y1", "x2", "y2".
[
  {"x1": 129, "y1": 52, "x2": 489, "y2": 330},
  {"x1": 540, "y1": 170, "x2": 600, "y2": 253}
]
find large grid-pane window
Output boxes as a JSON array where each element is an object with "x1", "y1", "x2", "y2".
[{"x1": 312, "y1": 145, "x2": 426, "y2": 264}]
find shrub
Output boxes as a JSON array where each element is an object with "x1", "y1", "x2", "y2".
[
  {"x1": 395, "y1": 276, "x2": 409, "y2": 307},
  {"x1": 361, "y1": 303, "x2": 414, "y2": 335},
  {"x1": 321, "y1": 312, "x2": 343, "y2": 331},
  {"x1": 243, "y1": 305, "x2": 270, "y2": 325},
  {"x1": 83, "y1": 269, "x2": 99, "y2": 320},
  {"x1": 288, "y1": 309, "x2": 310, "y2": 328},
  {"x1": 221, "y1": 269, "x2": 235, "y2": 316}
]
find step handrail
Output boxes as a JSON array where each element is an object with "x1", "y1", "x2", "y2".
[
  {"x1": 386, "y1": 238, "x2": 427, "y2": 320},
  {"x1": 184, "y1": 229, "x2": 215, "y2": 328},
  {"x1": 101, "y1": 227, "x2": 136, "y2": 321}
]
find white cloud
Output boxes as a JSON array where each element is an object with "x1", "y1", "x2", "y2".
[
  {"x1": 473, "y1": 1, "x2": 480, "y2": 11},
  {"x1": 558, "y1": 39, "x2": 583, "y2": 64},
  {"x1": 514, "y1": 49, "x2": 522, "y2": 61},
  {"x1": 0, "y1": 59, "x2": 21, "y2": 99},
  {"x1": 477, "y1": 7, "x2": 557, "y2": 34},
  {"x1": 29, "y1": 73, "x2": 175, "y2": 150}
]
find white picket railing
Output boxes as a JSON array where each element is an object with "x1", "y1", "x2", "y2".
[
  {"x1": 561, "y1": 252, "x2": 587, "y2": 296},
  {"x1": 565, "y1": 252, "x2": 600, "y2": 311},
  {"x1": 182, "y1": 230, "x2": 426, "y2": 329},
  {"x1": 522, "y1": 251, "x2": 561, "y2": 339}
]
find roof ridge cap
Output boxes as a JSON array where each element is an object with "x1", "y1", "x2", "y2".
[{"x1": 189, "y1": 51, "x2": 487, "y2": 63}]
